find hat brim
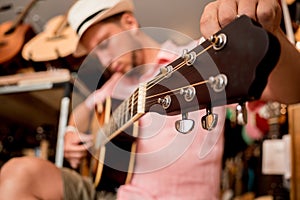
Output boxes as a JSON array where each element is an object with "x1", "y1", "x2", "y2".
[{"x1": 73, "y1": 0, "x2": 134, "y2": 57}]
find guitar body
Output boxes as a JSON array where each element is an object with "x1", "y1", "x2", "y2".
[
  {"x1": 0, "y1": 0, "x2": 40, "y2": 75},
  {"x1": 89, "y1": 98, "x2": 138, "y2": 192},
  {"x1": 0, "y1": 21, "x2": 36, "y2": 75},
  {"x1": 0, "y1": 21, "x2": 35, "y2": 65},
  {"x1": 22, "y1": 15, "x2": 79, "y2": 62}
]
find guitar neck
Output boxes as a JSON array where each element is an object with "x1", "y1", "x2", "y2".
[
  {"x1": 99, "y1": 84, "x2": 146, "y2": 144},
  {"x1": 96, "y1": 15, "x2": 280, "y2": 144},
  {"x1": 7, "y1": 0, "x2": 38, "y2": 33}
]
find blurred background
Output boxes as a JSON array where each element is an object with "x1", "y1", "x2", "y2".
[
  {"x1": 1, "y1": 1, "x2": 300, "y2": 199},
  {"x1": 0, "y1": 0, "x2": 209, "y2": 39}
]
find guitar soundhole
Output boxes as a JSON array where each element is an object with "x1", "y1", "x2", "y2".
[
  {"x1": 4, "y1": 27, "x2": 15, "y2": 35},
  {"x1": 0, "y1": 40, "x2": 7, "y2": 47}
]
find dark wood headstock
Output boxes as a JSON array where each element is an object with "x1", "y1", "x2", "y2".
[
  {"x1": 144, "y1": 15, "x2": 280, "y2": 116},
  {"x1": 97, "y1": 15, "x2": 281, "y2": 142}
]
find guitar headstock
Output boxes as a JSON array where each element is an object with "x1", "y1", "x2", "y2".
[{"x1": 143, "y1": 15, "x2": 280, "y2": 125}]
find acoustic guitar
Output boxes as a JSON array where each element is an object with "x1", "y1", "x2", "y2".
[
  {"x1": 22, "y1": 14, "x2": 80, "y2": 62},
  {"x1": 0, "y1": 0, "x2": 38, "y2": 65},
  {"x1": 84, "y1": 15, "x2": 281, "y2": 192}
]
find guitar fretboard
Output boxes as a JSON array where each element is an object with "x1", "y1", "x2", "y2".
[{"x1": 97, "y1": 83, "x2": 146, "y2": 145}]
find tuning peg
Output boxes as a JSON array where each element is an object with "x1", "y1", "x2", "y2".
[
  {"x1": 175, "y1": 113, "x2": 195, "y2": 134},
  {"x1": 209, "y1": 33, "x2": 227, "y2": 51},
  {"x1": 160, "y1": 65, "x2": 173, "y2": 78},
  {"x1": 182, "y1": 49, "x2": 196, "y2": 66},
  {"x1": 179, "y1": 86, "x2": 196, "y2": 102},
  {"x1": 236, "y1": 102, "x2": 247, "y2": 125},
  {"x1": 157, "y1": 95, "x2": 171, "y2": 110},
  {"x1": 208, "y1": 74, "x2": 228, "y2": 92},
  {"x1": 201, "y1": 108, "x2": 218, "y2": 131}
]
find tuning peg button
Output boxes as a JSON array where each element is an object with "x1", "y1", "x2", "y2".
[
  {"x1": 209, "y1": 33, "x2": 227, "y2": 51},
  {"x1": 157, "y1": 95, "x2": 171, "y2": 109},
  {"x1": 182, "y1": 49, "x2": 196, "y2": 66},
  {"x1": 179, "y1": 86, "x2": 196, "y2": 102},
  {"x1": 201, "y1": 108, "x2": 218, "y2": 131},
  {"x1": 175, "y1": 113, "x2": 195, "y2": 134}
]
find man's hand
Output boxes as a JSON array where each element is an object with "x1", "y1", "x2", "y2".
[
  {"x1": 200, "y1": 0, "x2": 282, "y2": 38},
  {"x1": 64, "y1": 128, "x2": 93, "y2": 169}
]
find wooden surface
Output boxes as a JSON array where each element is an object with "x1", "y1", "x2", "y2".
[{"x1": 288, "y1": 103, "x2": 300, "y2": 200}]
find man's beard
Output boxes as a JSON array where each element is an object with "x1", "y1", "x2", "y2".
[{"x1": 124, "y1": 49, "x2": 146, "y2": 78}]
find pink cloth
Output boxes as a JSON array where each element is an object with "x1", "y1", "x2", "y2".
[{"x1": 90, "y1": 40, "x2": 225, "y2": 199}]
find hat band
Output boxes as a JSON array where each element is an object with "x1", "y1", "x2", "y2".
[{"x1": 76, "y1": 8, "x2": 108, "y2": 35}]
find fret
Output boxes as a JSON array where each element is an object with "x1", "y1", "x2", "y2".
[
  {"x1": 109, "y1": 122, "x2": 113, "y2": 136},
  {"x1": 132, "y1": 94, "x2": 137, "y2": 117},
  {"x1": 117, "y1": 103, "x2": 121, "y2": 127},
  {"x1": 124, "y1": 98, "x2": 130, "y2": 122},
  {"x1": 131, "y1": 92, "x2": 135, "y2": 119},
  {"x1": 98, "y1": 87, "x2": 141, "y2": 142},
  {"x1": 112, "y1": 116, "x2": 118, "y2": 133},
  {"x1": 114, "y1": 106, "x2": 118, "y2": 128},
  {"x1": 119, "y1": 104, "x2": 123, "y2": 127},
  {"x1": 120, "y1": 101, "x2": 125, "y2": 126},
  {"x1": 108, "y1": 121, "x2": 113, "y2": 137},
  {"x1": 114, "y1": 107, "x2": 120, "y2": 129},
  {"x1": 109, "y1": 117, "x2": 115, "y2": 137},
  {"x1": 103, "y1": 124, "x2": 108, "y2": 138}
]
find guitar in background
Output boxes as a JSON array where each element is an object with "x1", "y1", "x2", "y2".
[
  {"x1": 22, "y1": 14, "x2": 85, "y2": 72},
  {"x1": 0, "y1": 0, "x2": 38, "y2": 75},
  {"x1": 254, "y1": 101, "x2": 290, "y2": 199}
]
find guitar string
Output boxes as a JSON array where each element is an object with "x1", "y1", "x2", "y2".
[
  {"x1": 109, "y1": 43, "x2": 214, "y2": 132},
  {"x1": 128, "y1": 43, "x2": 213, "y2": 109},
  {"x1": 146, "y1": 44, "x2": 213, "y2": 89},
  {"x1": 124, "y1": 42, "x2": 213, "y2": 110},
  {"x1": 146, "y1": 80, "x2": 208, "y2": 99}
]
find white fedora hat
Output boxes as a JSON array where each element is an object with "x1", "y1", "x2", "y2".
[{"x1": 68, "y1": 0, "x2": 134, "y2": 57}]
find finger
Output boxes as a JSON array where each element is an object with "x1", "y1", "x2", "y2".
[
  {"x1": 200, "y1": 1, "x2": 220, "y2": 38},
  {"x1": 65, "y1": 131, "x2": 93, "y2": 144},
  {"x1": 77, "y1": 133, "x2": 94, "y2": 143},
  {"x1": 81, "y1": 141, "x2": 94, "y2": 149},
  {"x1": 237, "y1": 0, "x2": 258, "y2": 21},
  {"x1": 64, "y1": 131, "x2": 81, "y2": 143},
  {"x1": 69, "y1": 158, "x2": 81, "y2": 169},
  {"x1": 64, "y1": 150, "x2": 88, "y2": 164},
  {"x1": 256, "y1": 0, "x2": 281, "y2": 32},
  {"x1": 65, "y1": 142, "x2": 93, "y2": 152},
  {"x1": 65, "y1": 150, "x2": 87, "y2": 159},
  {"x1": 217, "y1": 0, "x2": 238, "y2": 28}
]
